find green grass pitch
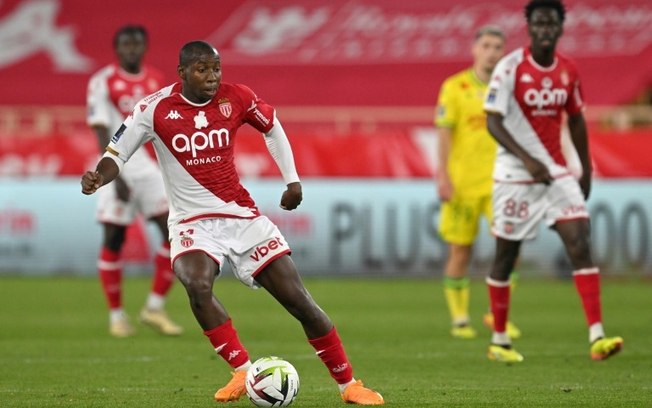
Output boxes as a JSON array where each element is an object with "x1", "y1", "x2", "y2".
[{"x1": 1, "y1": 276, "x2": 651, "y2": 407}]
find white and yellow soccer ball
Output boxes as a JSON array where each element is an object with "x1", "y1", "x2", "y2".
[{"x1": 245, "y1": 356, "x2": 300, "y2": 407}]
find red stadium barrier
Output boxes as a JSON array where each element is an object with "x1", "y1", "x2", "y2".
[
  {"x1": 2, "y1": 128, "x2": 651, "y2": 178},
  {"x1": 0, "y1": 0, "x2": 650, "y2": 107}
]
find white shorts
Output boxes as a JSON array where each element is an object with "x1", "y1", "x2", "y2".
[
  {"x1": 170, "y1": 216, "x2": 291, "y2": 288},
  {"x1": 491, "y1": 175, "x2": 589, "y2": 241},
  {"x1": 96, "y1": 164, "x2": 168, "y2": 225}
]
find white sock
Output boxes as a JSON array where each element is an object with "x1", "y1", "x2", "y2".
[
  {"x1": 235, "y1": 361, "x2": 252, "y2": 371},
  {"x1": 589, "y1": 322, "x2": 605, "y2": 343},
  {"x1": 145, "y1": 293, "x2": 165, "y2": 311},
  {"x1": 492, "y1": 332, "x2": 511, "y2": 346},
  {"x1": 338, "y1": 378, "x2": 356, "y2": 393},
  {"x1": 109, "y1": 308, "x2": 127, "y2": 324}
]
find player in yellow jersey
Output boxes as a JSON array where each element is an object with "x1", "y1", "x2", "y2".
[{"x1": 435, "y1": 26, "x2": 520, "y2": 339}]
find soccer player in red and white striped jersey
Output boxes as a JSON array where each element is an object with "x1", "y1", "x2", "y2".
[
  {"x1": 86, "y1": 25, "x2": 181, "y2": 337},
  {"x1": 82, "y1": 41, "x2": 384, "y2": 405},
  {"x1": 483, "y1": 0, "x2": 623, "y2": 363}
]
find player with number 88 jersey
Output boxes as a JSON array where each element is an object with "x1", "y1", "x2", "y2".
[{"x1": 481, "y1": 0, "x2": 622, "y2": 364}]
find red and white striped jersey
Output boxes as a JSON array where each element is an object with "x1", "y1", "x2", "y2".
[
  {"x1": 87, "y1": 64, "x2": 164, "y2": 174},
  {"x1": 106, "y1": 82, "x2": 276, "y2": 226},
  {"x1": 484, "y1": 47, "x2": 585, "y2": 182}
]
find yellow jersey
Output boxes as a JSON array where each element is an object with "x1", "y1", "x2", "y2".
[{"x1": 435, "y1": 68, "x2": 496, "y2": 198}]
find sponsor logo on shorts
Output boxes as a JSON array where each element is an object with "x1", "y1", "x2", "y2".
[
  {"x1": 249, "y1": 237, "x2": 284, "y2": 262},
  {"x1": 562, "y1": 204, "x2": 587, "y2": 216}
]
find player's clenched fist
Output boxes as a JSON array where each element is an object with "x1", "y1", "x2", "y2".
[
  {"x1": 280, "y1": 182, "x2": 302, "y2": 211},
  {"x1": 81, "y1": 171, "x2": 104, "y2": 195}
]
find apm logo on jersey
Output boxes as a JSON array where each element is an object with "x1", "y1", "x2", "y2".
[
  {"x1": 523, "y1": 76, "x2": 567, "y2": 115},
  {"x1": 171, "y1": 111, "x2": 230, "y2": 166}
]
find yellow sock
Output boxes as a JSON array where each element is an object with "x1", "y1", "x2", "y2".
[
  {"x1": 443, "y1": 277, "x2": 470, "y2": 325},
  {"x1": 510, "y1": 271, "x2": 519, "y2": 291}
]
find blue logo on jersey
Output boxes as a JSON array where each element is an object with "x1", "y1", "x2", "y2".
[
  {"x1": 487, "y1": 88, "x2": 497, "y2": 103},
  {"x1": 111, "y1": 124, "x2": 126, "y2": 144}
]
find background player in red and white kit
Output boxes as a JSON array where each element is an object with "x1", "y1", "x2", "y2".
[
  {"x1": 482, "y1": 0, "x2": 623, "y2": 363},
  {"x1": 81, "y1": 41, "x2": 384, "y2": 405},
  {"x1": 86, "y1": 25, "x2": 182, "y2": 337}
]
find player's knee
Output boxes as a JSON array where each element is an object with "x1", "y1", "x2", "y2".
[
  {"x1": 566, "y1": 236, "x2": 592, "y2": 264},
  {"x1": 104, "y1": 228, "x2": 126, "y2": 251},
  {"x1": 175, "y1": 268, "x2": 211, "y2": 295},
  {"x1": 183, "y1": 278, "x2": 213, "y2": 305}
]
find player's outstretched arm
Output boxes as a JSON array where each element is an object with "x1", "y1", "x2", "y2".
[
  {"x1": 487, "y1": 112, "x2": 553, "y2": 184},
  {"x1": 567, "y1": 112, "x2": 592, "y2": 198},
  {"x1": 81, "y1": 157, "x2": 120, "y2": 195}
]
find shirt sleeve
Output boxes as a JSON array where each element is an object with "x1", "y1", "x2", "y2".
[
  {"x1": 434, "y1": 78, "x2": 458, "y2": 129},
  {"x1": 105, "y1": 99, "x2": 154, "y2": 164},
  {"x1": 86, "y1": 73, "x2": 111, "y2": 128},
  {"x1": 263, "y1": 117, "x2": 300, "y2": 185},
  {"x1": 565, "y1": 77, "x2": 585, "y2": 115},
  {"x1": 235, "y1": 84, "x2": 276, "y2": 133},
  {"x1": 484, "y1": 57, "x2": 513, "y2": 116}
]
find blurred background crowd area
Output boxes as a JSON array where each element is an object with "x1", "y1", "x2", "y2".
[
  {"x1": 1, "y1": 0, "x2": 651, "y2": 277},
  {"x1": 2, "y1": 0, "x2": 652, "y2": 174}
]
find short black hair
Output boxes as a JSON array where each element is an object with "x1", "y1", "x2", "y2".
[
  {"x1": 113, "y1": 25, "x2": 148, "y2": 48},
  {"x1": 525, "y1": 0, "x2": 566, "y2": 23},
  {"x1": 179, "y1": 41, "x2": 219, "y2": 67}
]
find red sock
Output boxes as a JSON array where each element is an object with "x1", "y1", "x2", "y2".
[
  {"x1": 308, "y1": 327, "x2": 353, "y2": 385},
  {"x1": 573, "y1": 268, "x2": 602, "y2": 326},
  {"x1": 204, "y1": 319, "x2": 250, "y2": 369},
  {"x1": 487, "y1": 277, "x2": 510, "y2": 333},
  {"x1": 98, "y1": 247, "x2": 122, "y2": 309},
  {"x1": 151, "y1": 242, "x2": 174, "y2": 296}
]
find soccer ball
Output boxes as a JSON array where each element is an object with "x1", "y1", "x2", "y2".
[{"x1": 245, "y1": 356, "x2": 300, "y2": 407}]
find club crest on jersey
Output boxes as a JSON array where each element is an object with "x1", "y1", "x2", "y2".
[
  {"x1": 218, "y1": 98, "x2": 232, "y2": 118},
  {"x1": 560, "y1": 71, "x2": 569, "y2": 86},
  {"x1": 194, "y1": 111, "x2": 209, "y2": 129}
]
